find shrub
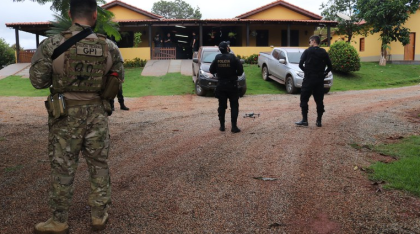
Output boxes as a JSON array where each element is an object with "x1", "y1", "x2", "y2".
[
  {"x1": 328, "y1": 41, "x2": 360, "y2": 73},
  {"x1": 0, "y1": 38, "x2": 15, "y2": 69},
  {"x1": 124, "y1": 57, "x2": 147, "y2": 68},
  {"x1": 245, "y1": 54, "x2": 259, "y2": 64}
]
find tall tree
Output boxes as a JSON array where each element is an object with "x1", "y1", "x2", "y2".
[
  {"x1": 320, "y1": 0, "x2": 368, "y2": 43},
  {"x1": 13, "y1": 0, "x2": 121, "y2": 41},
  {"x1": 152, "y1": 0, "x2": 202, "y2": 19},
  {"x1": 0, "y1": 38, "x2": 16, "y2": 68},
  {"x1": 356, "y1": 0, "x2": 420, "y2": 66}
]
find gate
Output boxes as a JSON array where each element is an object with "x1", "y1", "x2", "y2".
[
  {"x1": 18, "y1": 49, "x2": 36, "y2": 63},
  {"x1": 152, "y1": 47, "x2": 176, "y2": 60}
]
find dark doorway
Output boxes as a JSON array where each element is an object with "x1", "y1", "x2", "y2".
[
  {"x1": 256, "y1": 30, "x2": 269, "y2": 46},
  {"x1": 155, "y1": 26, "x2": 199, "y2": 59},
  {"x1": 117, "y1": 31, "x2": 134, "y2": 48},
  {"x1": 281, "y1": 30, "x2": 299, "y2": 46}
]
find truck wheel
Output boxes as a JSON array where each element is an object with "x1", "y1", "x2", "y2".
[
  {"x1": 239, "y1": 85, "x2": 247, "y2": 97},
  {"x1": 262, "y1": 66, "x2": 270, "y2": 81},
  {"x1": 286, "y1": 76, "x2": 298, "y2": 94},
  {"x1": 324, "y1": 88, "x2": 330, "y2": 94},
  {"x1": 195, "y1": 82, "x2": 207, "y2": 96}
]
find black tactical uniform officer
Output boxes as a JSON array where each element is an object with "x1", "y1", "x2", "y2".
[
  {"x1": 296, "y1": 35, "x2": 332, "y2": 127},
  {"x1": 110, "y1": 88, "x2": 129, "y2": 111},
  {"x1": 210, "y1": 41, "x2": 244, "y2": 133}
]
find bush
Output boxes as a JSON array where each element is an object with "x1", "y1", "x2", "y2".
[
  {"x1": 0, "y1": 38, "x2": 15, "y2": 69},
  {"x1": 328, "y1": 41, "x2": 360, "y2": 73},
  {"x1": 245, "y1": 54, "x2": 259, "y2": 64},
  {"x1": 124, "y1": 57, "x2": 147, "y2": 68},
  {"x1": 237, "y1": 54, "x2": 258, "y2": 64}
]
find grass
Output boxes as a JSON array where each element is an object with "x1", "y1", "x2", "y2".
[
  {"x1": 0, "y1": 76, "x2": 49, "y2": 97},
  {"x1": 331, "y1": 62, "x2": 420, "y2": 92},
  {"x1": 123, "y1": 68, "x2": 195, "y2": 97},
  {"x1": 369, "y1": 135, "x2": 420, "y2": 197},
  {"x1": 0, "y1": 62, "x2": 419, "y2": 97},
  {"x1": 243, "y1": 64, "x2": 287, "y2": 95}
]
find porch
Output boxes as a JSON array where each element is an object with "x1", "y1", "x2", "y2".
[{"x1": 6, "y1": 18, "x2": 337, "y2": 63}]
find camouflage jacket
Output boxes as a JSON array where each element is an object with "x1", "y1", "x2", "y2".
[{"x1": 30, "y1": 24, "x2": 124, "y2": 91}]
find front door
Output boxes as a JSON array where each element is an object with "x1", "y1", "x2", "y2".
[{"x1": 404, "y1": 33, "x2": 415, "y2": 61}]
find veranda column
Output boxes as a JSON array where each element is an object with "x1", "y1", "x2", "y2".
[
  {"x1": 148, "y1": 24, "x2": 152, "y2": 59},
  {"x1": 246, "y1": 23, "x2": 250, "y2": 46},
  {"x1": 15, "y1": 28, "x2": 20, "y2": 63}
]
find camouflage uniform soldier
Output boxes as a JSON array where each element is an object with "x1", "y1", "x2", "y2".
[{"x1": 30, "y1": 0, "x2": 124, "y2": 233}]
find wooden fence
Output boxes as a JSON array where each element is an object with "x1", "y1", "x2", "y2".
[
  {"x1": 18, "y1": 49, "x2": 36, "y2": 63},
  {"x1": 152, "y1": 47, "x2": 176, "y2": 60}
]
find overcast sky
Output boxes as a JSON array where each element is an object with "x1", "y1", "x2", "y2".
[{"x1": 1, "y1": 0, "x2": 326, "y2": 49}]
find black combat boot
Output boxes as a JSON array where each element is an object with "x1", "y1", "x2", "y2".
[
  {"x1": 219, "y1": 121, "x2": 225, "y2": 132},
  {"x1": 295, "y1": 120, "x2": 308, "y2": 126},
  {"x1": 231, "y1": 122, "x2": 241, "y2": 133},
  {"x1": 316, "y1": 114, "x2": 322, "y2": 127},
  {"x1": 120, "y1": 102, "x2": 129, "y2": 111},
  {"x1": 295, "y1": 110, "x2": 308, "y2": 126},
  {"x1": 110, "y1": 101, "x2": 115, "y2": 111}
]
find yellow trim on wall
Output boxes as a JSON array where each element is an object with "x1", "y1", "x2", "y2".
[
  {"x1": 119, "y1": 47, "x2": 321, "y2": 60},
  {"x1": 120, "y1": 48, "x2": 151, "y2": 61},
  {"x1": 107, "y1": 5, "x2": 152, "y2": 20},
  {"x1": 245, "y1": 6, "x2": 312, "y2": 20}
]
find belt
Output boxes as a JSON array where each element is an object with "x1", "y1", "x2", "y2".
[{"x1": 65, "y1": 98, "x2": 102, "y2": 107}]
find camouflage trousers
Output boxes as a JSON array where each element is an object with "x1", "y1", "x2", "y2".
[{"x1": 47, "y1": 103, "x2": 111, "y2": 223}]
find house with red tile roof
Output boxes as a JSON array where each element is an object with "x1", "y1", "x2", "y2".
[{"x1": 6, "y1": 0, "x2": 337, "y2": 62}]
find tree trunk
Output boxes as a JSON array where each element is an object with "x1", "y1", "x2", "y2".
[{"x1": 379, "y1": 44, "x2": 387, "y2": 66}]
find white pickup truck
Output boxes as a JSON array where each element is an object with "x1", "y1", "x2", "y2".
[{"x1": 257, "y1": 47, "x2": 333, "y2": 94}]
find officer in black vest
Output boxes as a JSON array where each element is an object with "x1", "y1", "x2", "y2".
[
  {"x1": 210, "y1": 41, "x2": 244, "y2": 133},
  {"x1": 296, "y1": 35, "x2": 332, "y2": 127}
]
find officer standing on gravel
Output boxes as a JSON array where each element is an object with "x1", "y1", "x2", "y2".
[
  {"x1": 210, "y1": 41, "x2": 244, "y2": 133},
  {"x1": 29, "y1": 0, "x2": 124, "y2": 233},
  {"x1": 296, "y1": 35, "x2": 332, "y2": 127}
]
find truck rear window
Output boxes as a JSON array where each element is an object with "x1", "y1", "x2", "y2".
[{"x1": 287, "y1": 52, "x2": 303, "y2": 64}]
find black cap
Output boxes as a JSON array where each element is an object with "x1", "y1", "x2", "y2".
[{"x1": 219, "y1": 41, "x2": 229, "y2": 52}]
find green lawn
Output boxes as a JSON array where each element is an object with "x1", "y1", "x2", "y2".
[
  {"x1": 1, "y1": 62, "x2": 419, "y2": 97},
  {"x1": 369, "y1": 136, "x2": 420, "y2": 197},
  {"x1": 331, "y1": 62, "x2": 420, "y2": 91},
  {"x1": 0, "y1": 76, "x2": 50, "y2": 97},
  {"x1": 123, "y1": 68, "x2": 194, "y2": 97}
]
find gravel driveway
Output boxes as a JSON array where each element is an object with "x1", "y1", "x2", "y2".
[{"x1": 1, "y1": 85, "x2": 420, "y2": 234}]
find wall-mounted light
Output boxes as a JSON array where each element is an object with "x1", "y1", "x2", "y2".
[
  {"x1": 175, "y1": 25, "x2": 186, "y2": 28},
  {"x1": 175, "y1": 34, "x2": 188, "y2": 38},
  {"x1": 178, "y1": 40, "x2": 188, "y2": 43}
]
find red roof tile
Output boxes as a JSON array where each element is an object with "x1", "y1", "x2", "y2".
[
  {"x1": 5, "y1": 22, "x2": 50, "y2": 26},
  {"x1": 6, "y1": 18, "x2": 337, "y2": 28},
  {"x1": 236, "y1": 0, "x2": 322, "y2": 20}
]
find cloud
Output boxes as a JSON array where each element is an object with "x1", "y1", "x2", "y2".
[{"x1": 1, "y1": 1, "x2": 53, "y2": 49}]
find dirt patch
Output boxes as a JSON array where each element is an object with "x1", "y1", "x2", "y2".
[{"x1": 1, "y1": 85, "x2": 420, "y2": 233}]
